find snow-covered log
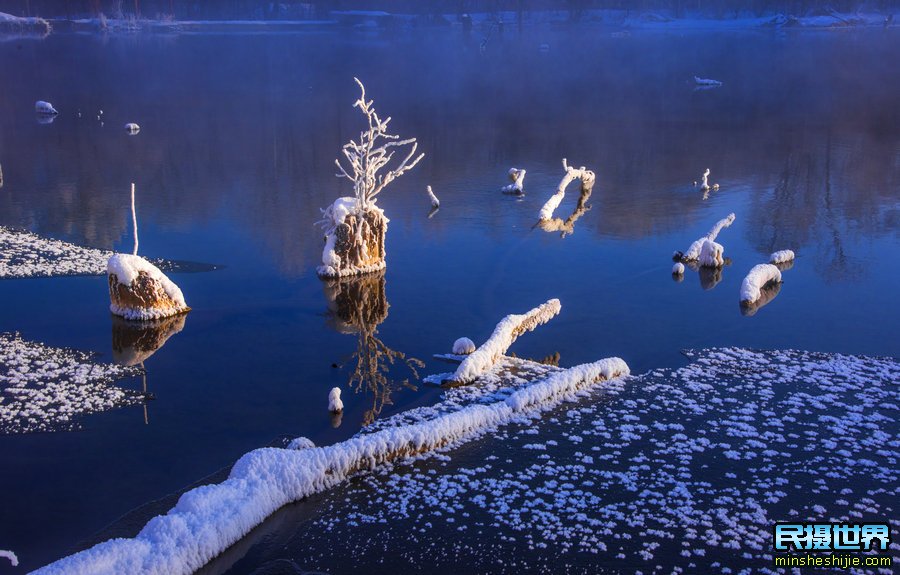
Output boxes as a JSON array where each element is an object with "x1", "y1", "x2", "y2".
[
  {"x1": 111, "y1": 314, "x2": 186, "y2": 366},
  {"x1": 538, "y1": 159, "x2": 595, "y2": 221},
  {"x1": 318, "y1": 79, "x2": 423, "y2": 278},
  {"x1": 445, "y1": 299, "x2": 562, "y2": 386},
  {"x1": 698, "y1": 239, "x2": 725, "y2": 268},
  {"x1": 740, "y1": 263, "x2": 782, "y2": 305},
  {"x1": 452, "y1": 337, "x2": 476, "y2": 355},
  {"x1": 769, "y1": 250, "x2": 795, "y2": 264},
  {"x1": 501, "y1": 168, "x2": 526, "y2": 195},
  {"x1": 536, "y1": 185, "x2": 592, "y2": 238},
  {"x1": 35, "y1": 100, "x2": 58, "y2": 115},
  {"x1": 328, "y1": 387, "x2": 344, "y2": 413},
  {"x1": 108, "y1": 254, "x2": 190, "y2": 320},
  {"x1": 33, "y1": 355, "x2": 628, "y2": 575},
  {"x1": 426, "y1": 185, "x2": 440, "y2": 208},
  {"x1": 676, "y1": 213, "x2": 735, "y2": 262}
]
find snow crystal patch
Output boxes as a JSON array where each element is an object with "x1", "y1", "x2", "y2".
[{"x1": 0, "y1": 332, "x2": 145, "y2": 433}]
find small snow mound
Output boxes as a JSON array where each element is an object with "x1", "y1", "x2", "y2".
[
  {"x1": 740, "y1": 264, "x2": 782, "y2": 304},
  {"x1": 286, "y1": 437, "x2": 316, "y2": 450},
  {"x1": 328, "y1": 387, "x2": 344, "y2": 413},
  {"x1": 125, "y1": 123, "x2": 140, "y2": 134},
  {"x1": 452, "y1": 337, "x2": 476, "y2": 355},
  {"x1": 769, "y1": 250, "x2": 795, "y2": 265},
  {"x1": 35, "y1": 100, "x2": 58, "y2": 115},
  {"x1": 672, "y1": 262, "x2": 684, "y2": 275}
]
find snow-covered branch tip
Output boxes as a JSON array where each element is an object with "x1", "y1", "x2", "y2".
[
  {"x1": 501, "y1": 168, "x2": 526, "y2": 195},
  {"x1": 333, "y1": 78, "x2": 424, "y2": 211},
  {"x1": 444, "y1": 299, "x2": 562, "y2": 386},
  {"x1": 674, "y1": 213, "x2": 735, "y2": 263},
  {"x1": 538, "y1": 159, "x2": 595, "y2": 221}
]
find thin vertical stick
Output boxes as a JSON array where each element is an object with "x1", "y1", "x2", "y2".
[{"x1": 131, "y1": 182, "x2": 139, "y2": 256}]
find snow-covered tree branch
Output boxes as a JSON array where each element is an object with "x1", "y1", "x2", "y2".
[
  {"x1": 319, "y1": 79, "x2": 424, "y2": 278},
  {"x1": 538, "y1": 159, "x2": 595, "y2": 221}
]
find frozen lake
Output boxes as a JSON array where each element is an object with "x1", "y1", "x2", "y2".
[{"x1": 0, "y1": 24, "x2": 898, "y2": 572}]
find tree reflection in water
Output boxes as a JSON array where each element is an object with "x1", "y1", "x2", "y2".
[{"x1": 323, "y1": 271, "x2": 423, "y2": 427}]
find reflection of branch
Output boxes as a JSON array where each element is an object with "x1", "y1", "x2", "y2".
[
  {"x1": 323, "y1": 272, "x2": 423, "y2": 426},
  {"x1": 538, "y1": 159, "x2": 595, "y2": 221},
  {"x1": 536, "y1": 185, "x2": 592, "y2": 237}
]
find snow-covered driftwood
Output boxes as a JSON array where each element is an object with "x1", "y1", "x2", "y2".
[
  {"x1": 698, "y1": 239, "x2": 725, "y2": 268},
  {"x1": 538, "y1": 159, "x2": 595, "y2": 221},
  {"x1": 501, "y1": 168, "x2": 526, "y2": 195},
  {"x1": 426, "y1": 185, "x2": 440, "y2": 208},
  {"x1": 445, "y1": 299, "x2": 562, "y2": 386},
  {"x1": 318, "y1": 78, "x2": 423, "y2": 279},
  {"x1": 33, "y1": 353, "x2": 628, "y2": 575},
  {"x1": 675, "y1": 213, "x2": 735, "y2": 263},
  {"x1": 536, "y1": 185, "x2": 592, "y2": 238},
  {"x1": 35, "y1": 100, "x2": 58, "y2": 115},
  {"x1": 740, "y1": 264, "x2": 782, "y2": 305}
]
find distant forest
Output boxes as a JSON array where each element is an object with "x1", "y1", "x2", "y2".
[{"x1": 2, "y1": 0, "x2": 898, "y2": 20}]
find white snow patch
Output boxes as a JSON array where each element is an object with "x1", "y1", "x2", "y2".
[
  {"x1": 452, "y1": 337, "x2": 476, "y2": 355},
  {"x1": 769, "y1": 250, "x2": 795, "y2": 265},
  {"x1": 739, "y1": 264, "x2": 782, "y2": 304},
  {"x1": 328, "y1": 387, "x2": 344, "y2": 413}
]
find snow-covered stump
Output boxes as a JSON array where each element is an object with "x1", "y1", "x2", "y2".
[
  {"x1": 698, "y1": 239, "x2": 725, "y2": 268},
  {"x1": 317, "y1": 78, "x2": 423, "y2": 279},
  {"x1": 111, "y1": 314, "x2": 186, "y2": 366},
  {"x1": 501, "y1": 168, "x2": 526, "y2": 195},
  {"x1": 317, "y1": 199, "x2": 389, "y2": 278},
  {"x1": 675, "y1": 213, "x2": 735, "y2": 263},
  {"x1": 108, "y1": 254, "x2": 190, "y2": 321},
  {"x1": 444, "y1": 299, "x2": 562, "y2": 386},
  {"x1": 538, "y1": 159, "x2": 595, "y2": 221},
  {"x1": 328, "y1": 387, "x2": 344, "y2": 413},
  {"x1": 33, "y1": 355, "x2": 629, "y2": 575},
  {"x1": 740, "y1": 264, "x2": 782, "y2": 307},
  {"x1": 34, "y1": 100, "x2": 58, "y2": 115}
]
